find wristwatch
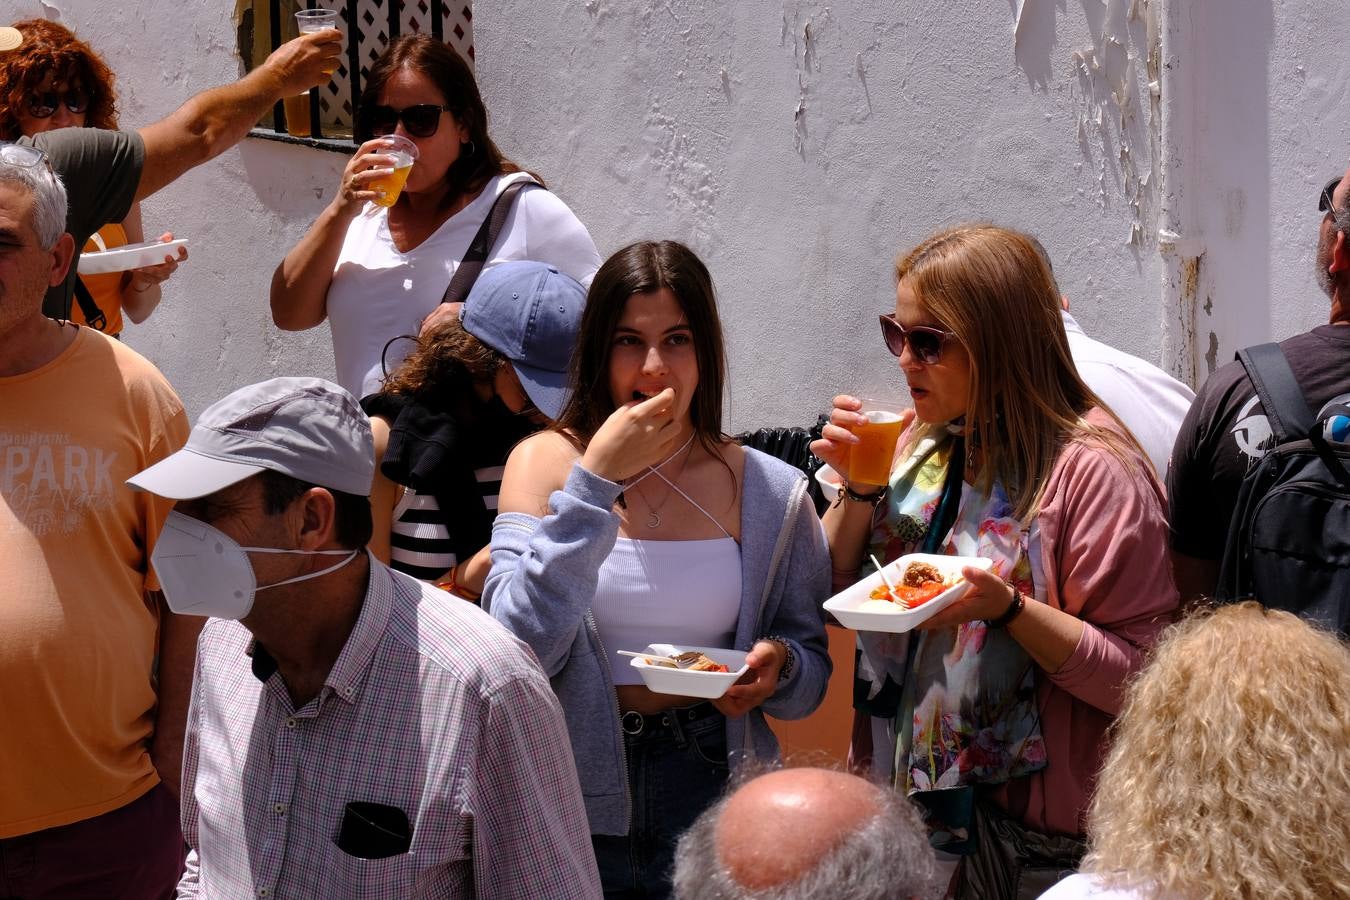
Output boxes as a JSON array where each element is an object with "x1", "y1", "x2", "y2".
[{"x1": 762, "y1": 636, "x2": 797, "y2": 681}]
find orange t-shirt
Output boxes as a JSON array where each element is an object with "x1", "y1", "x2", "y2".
[
  {"x1": 0, "y1": 328, "x2": 188, "y2": 837},
  {"x1": 71, "y1": 222, "x2": 130, "y2": 336}
]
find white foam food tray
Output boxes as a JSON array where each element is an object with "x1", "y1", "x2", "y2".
[
  {"x1": 78, "y1": 239, "x2": 187, "y2": 275},
  {"x1": 628, "y1": 643, "x2": 749, "y2": 699},
  {"x1": 823, "y1": 552, "x2": 994, "y2": 633}
]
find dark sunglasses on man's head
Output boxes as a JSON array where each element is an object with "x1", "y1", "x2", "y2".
[
  {"x1": 1319, "y1": 176, "x2": 1342, "y2": 222},
  {"x1": 26, "y1": 89, "x2": 89, "y2": 119},
  {"x1": 879, "y1": 314, "x2": 956, "y2": 365},
  {"x1": 362, "y1": 103, "x2": 452, "y2": 138}
]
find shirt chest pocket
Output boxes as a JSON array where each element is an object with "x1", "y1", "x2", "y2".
[
  {"x1": 328, "y1": 787, "x2": 472, "y2": 892},
  {"x1": 332, "y1": 850, "x2": 420, "y2": 899}
]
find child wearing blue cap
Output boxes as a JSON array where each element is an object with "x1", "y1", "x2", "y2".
[{"x1": 361, "y1": 260, "x2": 586, "y2": 596}]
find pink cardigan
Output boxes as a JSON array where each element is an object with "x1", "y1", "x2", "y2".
[{"x1": 988, "y1": 411, "x2": 1179, "y2": 836}]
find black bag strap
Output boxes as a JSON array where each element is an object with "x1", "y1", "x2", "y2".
[
  {"x1": 72, "y1": 275, "x2": 108, "y2": 332},
  {"x1": 1237, "y1": 342, "x2": 1314, "y2": 444},
  {"x1": 439, "y1": 178, "x2": 542, "y2": 306}
]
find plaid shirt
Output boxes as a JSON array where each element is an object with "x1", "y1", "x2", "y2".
[{"x1": 177, "y1": 557, "x2": 600, "y2": 899}]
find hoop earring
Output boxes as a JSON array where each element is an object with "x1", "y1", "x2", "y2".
[{"x1": 463, "y1": 139, "x2": 477, "y2": 158}]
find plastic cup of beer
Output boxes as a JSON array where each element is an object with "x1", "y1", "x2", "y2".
[
  {"x1": 369, "y1": 135, "x2": 419, "y2": 208},
  {"x1": 285, "y1": 8, "x2": 339, "y2": 135},
  {"x1": 848, "y1": 399, "x2": 906, "y2": 486},
  {"x1": 296, "y1": 8, "x2": 339, "y2": 74},
  {"x1": 295, "y1": 8, "x2": 339, "y2": 32},
  {"x1": 282, "y1": 93, "x2": 314, "y2": 137}
]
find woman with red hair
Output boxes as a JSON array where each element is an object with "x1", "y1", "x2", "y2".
[{"x1": 0, "y1": 18, "x2": 185, "y2": 336}]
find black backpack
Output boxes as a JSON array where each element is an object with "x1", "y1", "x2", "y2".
[{"x1": 1216, "y1": 342, "x2": 1350, "y2": 633}]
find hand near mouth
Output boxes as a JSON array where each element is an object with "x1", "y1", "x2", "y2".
[{"x1": 580, "y1": 387, "x2": 682, "y2": 482}]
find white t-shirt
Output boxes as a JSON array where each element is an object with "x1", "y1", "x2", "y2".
[
  {"x1": 327, "y1": 172, "x2": 602, "y2": 397},
  {"x1": 1063, "y1": 311, "x2": 1195, "y2": 477},
  {"x1": 1038, "y1": 873, "x2": 1155, "y2": 899}
]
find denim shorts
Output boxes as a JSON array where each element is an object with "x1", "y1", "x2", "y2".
[{"x1": 592, "y1": 702, "x2": 730, "y2": 899}]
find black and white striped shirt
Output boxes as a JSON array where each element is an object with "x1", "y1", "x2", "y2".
[{"x1": 389, "y1": 465, "x2": 505, "y2": 582}]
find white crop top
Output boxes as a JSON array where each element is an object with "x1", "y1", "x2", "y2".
[{"x1": 592, "y1": 537, "x2": 742, "y2": 685}]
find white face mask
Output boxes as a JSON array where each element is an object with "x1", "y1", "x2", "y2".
[{"x1": 152, "y1": 510, "x2": 360, "y2": 619}]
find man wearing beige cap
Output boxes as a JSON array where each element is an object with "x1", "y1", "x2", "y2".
[
  {"x1": 128, "y1": 377, "x2": 601, "y2": 898},
  {"x1": 0, "y1": 20, "x2": 341, "y2": 319}
]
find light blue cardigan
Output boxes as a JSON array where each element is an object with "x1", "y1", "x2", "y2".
[{"x1": 482, "y1": 448, "x2": 832, "y2": 835}]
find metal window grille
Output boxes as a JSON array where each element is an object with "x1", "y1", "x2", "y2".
[{"x1": 247, "y1": 0, "x2": 474, "y2": 148}]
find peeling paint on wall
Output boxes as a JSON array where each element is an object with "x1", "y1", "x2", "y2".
[{"x1": 1060, "y1": 0, "x2": 1157, "y2": 248}]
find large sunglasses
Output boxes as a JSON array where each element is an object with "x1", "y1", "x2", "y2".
[
  {"x1": 879, "y1": 313, "x2": 956, "y2": 365},
  {"x1": 27, "y1": 89, "x2": 89, "y2": 119},
  {"x1": 362, "y1": 103, "x2": 452, "y2": 138},
  {"x1": 1319, "y1": 176, "x2": 1342, "y2": 225}
]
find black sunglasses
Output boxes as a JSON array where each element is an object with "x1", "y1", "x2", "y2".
[
  {"x1": 1319, "y1": 176, "x2": 1342, "y2": 224},
  {"x1": 362, "y1": 103, "x2": 452, "y2": 138},
  {"x1": 879, "y1": 314, "x2": 956, "y2": 365},
  {"x1": 27, "y1": 89, "x2": 89, "y2": 119}
]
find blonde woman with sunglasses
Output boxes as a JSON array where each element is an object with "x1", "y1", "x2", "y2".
[
  {"x1": 271, "y1": 35, "x2": 600, "y2": 398},
  {"x1": 812, "y1": 224, "x2": 1179, "y2": 898}
]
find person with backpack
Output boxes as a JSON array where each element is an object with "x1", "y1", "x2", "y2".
[{"x1": 1167, "y1": 165, "x2": 1350, "y2": 633}]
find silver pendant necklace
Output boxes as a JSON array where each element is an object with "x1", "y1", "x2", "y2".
[{"x1": 624, "y1": 433, "x2": 696, "y2": 528}]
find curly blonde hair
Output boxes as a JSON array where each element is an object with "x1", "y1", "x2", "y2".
[{"x1": 1084, "y1": 602, "x2": 1350, "y2": 899}]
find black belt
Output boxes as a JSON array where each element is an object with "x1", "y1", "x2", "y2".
[{"x1": 620, "y1": 702, "x2": 716, "y2": 737}]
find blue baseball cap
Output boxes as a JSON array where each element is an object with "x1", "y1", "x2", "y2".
[{"x1": 461, "y1": 261, "x2": 586, "y2": 420}]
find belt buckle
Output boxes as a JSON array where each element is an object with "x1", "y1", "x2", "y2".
[{"x1": 621, "y1": 710, "x2": 645, "y2": 736}]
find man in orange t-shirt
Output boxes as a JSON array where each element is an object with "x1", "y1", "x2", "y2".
[{"x1": 0, "y1": 146, "x2": 195, "y2": 895}]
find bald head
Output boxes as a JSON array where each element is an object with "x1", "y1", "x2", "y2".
[
  {"x1": 716, "y1": 768, "x2": 880, "y2": 889},
  {"x1": 672, "y1": 767, "x2": 939, "y2": 900}
]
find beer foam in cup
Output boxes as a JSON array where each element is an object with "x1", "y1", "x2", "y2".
[
  {"x1": 388, "y1": 150, "x2": 414, "y2": 170},
  {"x1": 861, "y1": 410, "x2": 903, "y2": 424}
]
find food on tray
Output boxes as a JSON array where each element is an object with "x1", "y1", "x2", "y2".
[
  {"x1": 686, "y1": 654, "x2": 730, "y2": 673},
  {"x1": 643, "y1": 650, "x2": 729, "y2": 673},
  {"x1": 868, "y1": 561, "x2": 963, "y2": 609},
  {"x1": 903, "y1": 561, "x2": 944, "y2": 587}
]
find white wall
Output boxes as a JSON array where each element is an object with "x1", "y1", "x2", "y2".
[
  {"x1": 477, "y1": 0, "x2": 1164, "y2": 430},
  {"x1": 1191, "y1": 0, "x2": 1348, "y2": 379},
  {"x1": 20, "y1": 0, "x2": 1349, "y2": 424}
]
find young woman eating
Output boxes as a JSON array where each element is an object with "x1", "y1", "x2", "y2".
[{"x1": 483, "y1": 240, "x2": 832, "y2": 897}]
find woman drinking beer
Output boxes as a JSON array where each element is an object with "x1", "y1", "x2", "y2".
[
  {"x1": 270, "y1": 34, "x2": 600, "y2": 397},
  {"x1": 811, "y1": 224, "x2": 1179, "y2": 896},
  {"x1": 482, "y1": 240, "x2": 832, "y2": 897}
]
